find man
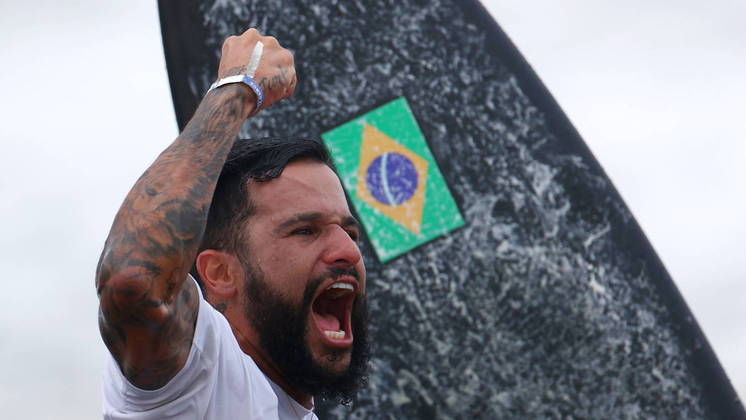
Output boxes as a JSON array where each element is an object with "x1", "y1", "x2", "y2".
[{"x1": 96, "y1": 28, "x2": 369, "y2": 419}]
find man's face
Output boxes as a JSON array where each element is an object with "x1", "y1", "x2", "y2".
[{"x1": 240, "y1": 159, "x2": 368, "y2": 401}]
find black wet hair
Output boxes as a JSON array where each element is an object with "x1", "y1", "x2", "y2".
[{"x1": 190, "y1": 137, "x2": 333, "y2": 288}]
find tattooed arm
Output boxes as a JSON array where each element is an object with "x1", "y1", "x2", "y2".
[{"x1": 95, "y1": 28, "x2": 296, "y2": 390}]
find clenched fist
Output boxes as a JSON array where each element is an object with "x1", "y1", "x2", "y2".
[{"x1": 216, "y1": 28, "x2": 296, "y2": 114}]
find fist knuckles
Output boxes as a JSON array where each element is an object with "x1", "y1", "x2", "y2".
[{"x1": 217, "y1": 28, "x2": 296, "y2": 111}]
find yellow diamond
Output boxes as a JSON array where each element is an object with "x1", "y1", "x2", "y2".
[{"x1": 355, "y1": 123, "x2": 429, "y2": 235}]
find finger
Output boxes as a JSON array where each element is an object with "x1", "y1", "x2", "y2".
[
  {"x1": 242, "y1": 27, "x2": 260, "y2": 38},
  {"x1": 285, "y1": 49, "x2": 295, "y2": 67},
  {"x1": 287, "y1": 73, "x2": 297, "y2": 97},
  {"x1": 263, "y1": 35, "x2": 280, "y2": 48},
  {"x1": 221, "y1": 35, "x2": 237, "y2": 53}
]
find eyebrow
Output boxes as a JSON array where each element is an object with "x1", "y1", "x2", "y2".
[{"x1": 274, "y1": 212, "x2": 361, "y2": 234}]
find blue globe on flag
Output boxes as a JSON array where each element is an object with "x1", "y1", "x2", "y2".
[{"x1": 365, "y1": 153, "x2": 419, "y2": 206}]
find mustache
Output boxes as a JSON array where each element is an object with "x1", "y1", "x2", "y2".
[{"x1": 323, "y1": 266, "x2": 360, "y2": 282}]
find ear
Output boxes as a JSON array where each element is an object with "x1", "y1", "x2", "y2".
[{"x1": 195, "y1": 249, "x2": 243, "y2": 298}]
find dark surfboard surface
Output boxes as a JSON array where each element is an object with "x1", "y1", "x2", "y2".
[{"x1": 158, "y1": 1, "x2": 744, "y2": 418}]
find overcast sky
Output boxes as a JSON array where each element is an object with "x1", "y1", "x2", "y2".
[{"x1": 0, "y1": 1, "x2": 743, "y2": 418}]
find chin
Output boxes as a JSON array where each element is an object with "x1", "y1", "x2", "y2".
[
  {"x1": 311, "y1": 344, "x2": 353, "y2": 377},
  {"x1": 243, "y1": 262, "x2": 370, "y2": 403}
]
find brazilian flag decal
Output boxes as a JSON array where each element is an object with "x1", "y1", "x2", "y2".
[{"x1": 322, "y1": 97, "x2": 464, "y2": 262}]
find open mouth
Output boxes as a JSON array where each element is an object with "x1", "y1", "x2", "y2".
[{"x1": 311, "y1": 281, "x2": 356, "y2": 346}]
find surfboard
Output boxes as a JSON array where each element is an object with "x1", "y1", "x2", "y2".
[{"x1": 158, "y1": 1, "x2": 744, "y2": 418}]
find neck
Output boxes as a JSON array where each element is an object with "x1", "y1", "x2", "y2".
[{"x1": 230, "y1": 324, "x2": 313, "y2": 409}]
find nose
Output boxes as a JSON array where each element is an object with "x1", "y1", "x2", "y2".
[{"x1": 321, "y1": 225, "x2": 362, "y2": 267}]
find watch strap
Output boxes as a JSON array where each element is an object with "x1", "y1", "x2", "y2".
[{"x1": 207, "y1": 74, "x2": 265, "y2": 112}]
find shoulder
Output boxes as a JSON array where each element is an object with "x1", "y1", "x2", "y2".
[
  {"x1": 102, "y1": 276, "x2": 281, "y2": 418},
  {"x1": 102, "y1": 278, "x2": 222, "y2": 410}
]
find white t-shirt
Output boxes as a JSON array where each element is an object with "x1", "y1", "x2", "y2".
[{"x1": 102, "y1": 276, "x2": 318, "y2": 420}]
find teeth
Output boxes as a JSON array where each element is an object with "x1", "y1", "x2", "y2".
[
  {"x1": 328, "y1": 282, "x2": 354, "y2": 291},
  {"x1": 324, "y1": 330, "x2": 345, "y2": 339}
]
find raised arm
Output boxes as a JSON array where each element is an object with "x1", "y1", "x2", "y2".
[{"x1": 95, "y1": 28, "x2": 296, "y2": 389}]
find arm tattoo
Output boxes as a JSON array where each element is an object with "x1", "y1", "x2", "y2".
[
  {"x1": 96, "y1": 86, "x2": 251, "y2": 389},
  {"x1": 258, "y1": 66, "x2": 289, "y2": 94},
  {"x1": 222, "y1": 65, "x2": 247, "y2": 78}
]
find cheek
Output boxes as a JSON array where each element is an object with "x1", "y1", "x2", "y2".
[
  {"x1": 263, "y1": 248, "x2": 317, "y2": 297},
  {"x1": 356, "y1": 262, "x2": 367, "y2": 289}
]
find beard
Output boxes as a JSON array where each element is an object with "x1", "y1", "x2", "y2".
[{"x1": 242, "y1": 261, "x2": 370, "y2": 405}]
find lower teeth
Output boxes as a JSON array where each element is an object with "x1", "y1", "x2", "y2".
[{"x1": 324, "y1": 330, "x2": 345, "y2": 339}]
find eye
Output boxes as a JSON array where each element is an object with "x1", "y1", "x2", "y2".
[
  {"x1": 291, "y1": 227, "x2": 315, "y2": 236},
  {"x1": 346, "y1": 229, "x2": 360, "y2": 242}
]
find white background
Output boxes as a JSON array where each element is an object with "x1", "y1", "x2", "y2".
[{"x1": 0, "y1": 1, "x2": 743, "y2": 418}]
